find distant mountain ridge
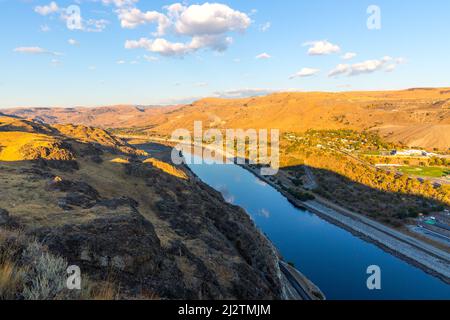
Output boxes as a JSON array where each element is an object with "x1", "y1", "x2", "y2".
[{"x1": 3, "y1": 87, "x2": 450, "y2": 149}]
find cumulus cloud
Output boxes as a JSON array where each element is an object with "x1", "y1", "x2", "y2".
[
  {"x1": 125, "y1": 37, "x2": 191, "y2": 56},
  {"x1": 290, "y1": 68, "x2": 320, "y2": 79},
  {"x1": 349, "y1": 59, "x2": 385, "y2": 76},
  {"x1": 328, "y1": 56, "x2": 405, "y2": 77},
  {"x1": 68, "y1": 39, "x2": 79, "y2": 45},
  {"x1": 13, "y1": 46, "x2": 61, "y2": 56},
  {"x1": 328, "y1": 64, "x2": 350, "y2": 77},
  {"x1": 124, "y1": 3, "x2": 251, "y2": 56},
  {"x1": 175, "y1": 3, "x2": 250, "y2": 35},
  {"x1": 256, "y1": 53, "x2": 271, "y2": 59},
  {"x1": 117, "y1": 7, "x2": 170, "y2": 34},
  {"x1": 341, "y1": 52, "x2": 356, "y2": 60},
  {"x1": 304, "y1": 40, "x2": 340, "y2": 56},
  {"x1": 35, "y1": 1, "x2": 59, "y2": 16}
]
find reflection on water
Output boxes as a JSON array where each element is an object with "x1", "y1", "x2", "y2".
[{"x1": 187, "y1": 156, "x2": 450, "y2": 300}]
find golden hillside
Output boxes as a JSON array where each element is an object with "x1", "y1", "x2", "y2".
[
  {"x1": 3, "y1": 87, "x2": 450, "y2": 149},
  {"x1": 0, "y1": 116, "x2": 144, "y2": 162},
  {"x1": 147, "y1": 88, "x2": 450, "y2": 150},
  {"x1": 0, "y1": 115, "x2": 286, "y2": 300}
]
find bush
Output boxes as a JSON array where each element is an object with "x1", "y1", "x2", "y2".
[
  {"x1": 288, "y1": 189, "x2": 316, "y2": 201},
  {"x1": 21, "y1": 241, "x2": 68, "y2": 300}
]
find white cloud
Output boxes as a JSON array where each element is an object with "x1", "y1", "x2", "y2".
[
  {"x1": 304, "y1": 40, "x2": 340, "y2": 56},
  {"x1": 260, "y1": 22, "x2": 271, "y2": 32},
  {"x1": 117, "y1": 7, "x2": 170, "y2": 34},
  {"x1": 143, "y1": 55, "x2": 159, "y2": 62},
  {"x1": 195, "y1": 82, "x2": 208, "y2": 87},
  {"x1": 328, "y1": 64, "x2": 350, "y2": 77},
  {"x1": 51, "y1": 58, "x2": 62, "y2": 67},
  {"x1": 349, "y1": 59, "x2": 385, "y2": 76},
  {"x1": 174, "y1": 3, "x2": 250, "y2": 35},
  {"x1": 124, "y1": 3, "x2": 251, "y2": 57},
  {"x1": 116, "y1": 60, "x2": 126, "y2": 64},
  {"x1": 125, "y1": 34, "x2": 233, "y2": 57},
  {"x1": 341, "y1": 52, "x2": 356, "y2": 60},
  {"x1": 328, "y1": 56, "x2": 406, "y2": 77},
  {"x1": 35, "y1": 1, "x2": 59, "y2": 16},
  {"x1": 290, "y1": 68, "x2": 320, "y2": 79},
  {"x1": 68, "y1": 39, "x2": 79, "y2": 46},
  {"x1": 13, "y1": 47, "x2": 61, "y2": 56},
  {"x1": 256, "y1": 53, "x2": 271, "y2": 59},
  {"x1": 101, "y1": 0, "x2": 138, "y2": 8},
  {"x1": 40, "y1": 24, "x2": 51, "y2": 32},
  {"x1": 385, "y1": 64, "x2": 397, "y2": 72},
  {"x1": 83, "y1": 19, "x2": 109, "y2": 32},
  {"x1": 125, "y1": 38, "x2": 191, "y2": 56}
]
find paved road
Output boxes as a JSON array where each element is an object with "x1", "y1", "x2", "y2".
[
  {"x1": 311, "y1": 196, "x2": 450, "y2": 263},
  {"x1": 279, "y1": 262, "x2": 311, "y2": 300}
]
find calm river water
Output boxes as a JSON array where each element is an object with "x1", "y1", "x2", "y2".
[{"x1": 186, "y1": 157, "x2": 450, "y2": 299}]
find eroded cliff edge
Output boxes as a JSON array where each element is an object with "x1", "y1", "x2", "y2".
[{"x1": 0, "y1": 115, "x2": 289, "y2": 299}]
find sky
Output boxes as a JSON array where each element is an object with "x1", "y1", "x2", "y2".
[{"x1": 0, "y1": 0, "x2": 450, "y2": 107}]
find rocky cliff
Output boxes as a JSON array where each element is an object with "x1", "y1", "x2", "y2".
[{"x1": 0, "y1": 115, "x2": 285, "y2": 299}]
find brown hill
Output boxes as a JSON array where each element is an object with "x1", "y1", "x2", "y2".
[
  {"x1": 0, "y1": 115, "x2": 287, "y2": 300},
  {"x1": 4, "y1": 105, "x2": 179, "y2": 129},
  {"x1": 3, "y1": 87, "x2": 450, "y2": 149}
]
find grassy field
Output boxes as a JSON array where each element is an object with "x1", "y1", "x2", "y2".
[{"x1": 397, "y1": 166, "x2": 450, "y2": 178}]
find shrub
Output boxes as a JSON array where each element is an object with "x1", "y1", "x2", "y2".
[{"x1": 21, "y1": 241, "x2": 68, "y2": 300}]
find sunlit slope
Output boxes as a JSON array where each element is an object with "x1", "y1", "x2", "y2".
[
  {"x1": 147, "y1": 88, "x2": 450, "y2": 149},
  {"x1": 0, "y1": 116, "x2": 144, "y2": 162},
  {"x1": 3, "y1": 87, "x2": 450, "y2": 149}
]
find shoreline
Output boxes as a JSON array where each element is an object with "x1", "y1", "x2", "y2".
[
  {"x1": 180, "y1": 155, "x2": 325, "y2": 300},
  {"x1": 128, "y1": 138, "x2": 449, "y2": 292},
  {"x1": 240, "y1": 163, "x2": 450, "y2": 285}
]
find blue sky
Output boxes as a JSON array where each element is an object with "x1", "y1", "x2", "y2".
[{"x1": 0, "y1": 0, "x2": 449, "y2": 107}]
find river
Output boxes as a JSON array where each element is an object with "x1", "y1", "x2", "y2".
[{"x1": 186, "y1": 156, "x2": 450, "y2": 300}]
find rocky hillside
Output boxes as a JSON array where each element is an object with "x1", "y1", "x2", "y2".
[
  {"x1": 3, "y1": 87, "x2": 450, "y2": 149},
  {"x1": 0, "y1": 115, "x2": 286, "y2": 300}
]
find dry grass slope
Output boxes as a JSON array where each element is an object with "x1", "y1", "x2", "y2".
[{"x1": 4, "y1": 87, "x2": 449, "y2": 149}]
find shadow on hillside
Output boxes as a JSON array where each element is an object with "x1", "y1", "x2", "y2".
[
  {"x1": 281, "y1": 164, "x2": 449, "y2": 227},
  {"x1": 131, "y1": 142, "x2": 450, "y2": 227}
]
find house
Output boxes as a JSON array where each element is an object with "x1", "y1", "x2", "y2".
[{"x1": 391, "y1": 149, "x2": 429, "y2": 157}]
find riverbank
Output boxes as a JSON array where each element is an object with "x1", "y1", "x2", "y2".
[
  {"x1": 134, "y1": 141, "x2": 325, "y2": 300},
  {"x1": 128, "y1": 138, "x2": 449, "y2": 295},
  {"x1": 240, "y1": 164, "x2": 450, "y2": 285},
  {"x1": 181, "y1": 155, "x2": 325, "y2": 300}
]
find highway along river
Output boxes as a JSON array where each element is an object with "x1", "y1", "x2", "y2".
[{"x1": 186, "y1": 156, "x2": 450, "y2": 299}]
